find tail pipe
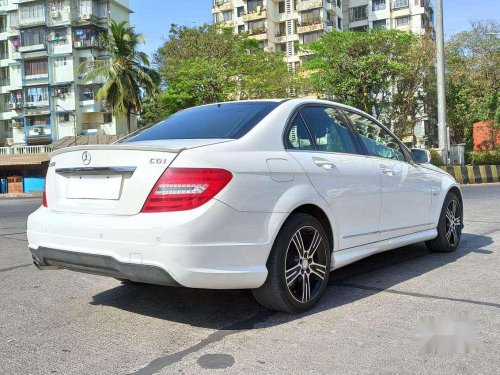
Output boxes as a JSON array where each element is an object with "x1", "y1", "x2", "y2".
[{"x1": 32, "y1": 256, "x2": 60, "y2": 271}]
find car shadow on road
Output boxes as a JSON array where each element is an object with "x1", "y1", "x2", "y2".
[{"x1": 90, "y1": 232, "x2": 494, "y2": 330}]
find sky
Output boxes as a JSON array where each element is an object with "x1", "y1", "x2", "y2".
[{"x1": 130, "y1": 0, "x2": 500, "y2": 57}]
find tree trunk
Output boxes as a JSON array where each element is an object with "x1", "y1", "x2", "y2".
[{"x1": 126, "y1": 107, "x2": 131, "y2": 134}]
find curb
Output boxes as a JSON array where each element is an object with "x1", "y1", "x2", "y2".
[
  {"x1": 440, "y1": 165, "x2": 500, "y2": 184},
  {"x1": 0, "y1": 193, "x2": 43, "y2": 199}
]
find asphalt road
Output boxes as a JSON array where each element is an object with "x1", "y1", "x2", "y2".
[{"x1": 0, "y1": 184, "x2": 499, "y2": 374}]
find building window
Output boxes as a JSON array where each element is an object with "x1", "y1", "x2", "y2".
[
  {"x1": 396, "y1": 16, "x2": 410, "y2": 27},
  {"x1": 373, "y1": 19, "x2": 387, "y2": 30},
  {"x1": 338, "y1": 16, "x2": 342, "y2": 30},
  {"x1": 248, "y1": 20, "x2": 266, "y2": 35},
  {"x1": 104, "y1": 113, "x2": 112, "y2": 124},
  {"x1": 59, "y1": 113, "x2": 70, "y2": 122},
  {"x1": 54, "y1": 56, "x2": 68, "y2": 67},
  {"x1": 237, "y1": 25, "x2": 245, "y2": 34},
  {"x1": 24, "y1": 59, "x2": 48, "y2": 77},
  {"x1": 278, "y1": 1, "x2": 285, "y2": 14},
  {"x1": 349, "y1": 6, "x2": 368, "y2": 22},
  {"x1": 237, "y1": 6, "x2": 244, "y2": 17},
  {"x1": 19, "y1": 3, "x2": 46, "y2": 22},
  {"x1": 26, "y1": 86, "x2": 49, "y2": 104},
  {"x1": 372, "y1": 0, "x2": 386, "y2": 11},
  {"x1": 350, "y1": 26, "x2": 368, "y2": 32},
  {"x1": 48, "y1": 29, "x2": 68, "y2": 42},
  {"x1": 247, "y1": 0, "x2": 264, "y2": 13},
  {"x1": 393, "y1": 0, "x2": 409, "y2": 9},
  {"x1": 301, "y1": 31, "x2": 322, "y2": 44},
  {"x1": 20, "y1": 27, "x2": 46, "y2": 47},
  {"x1": 222, "y1": 11, "x2": 232, "y2": 22}
]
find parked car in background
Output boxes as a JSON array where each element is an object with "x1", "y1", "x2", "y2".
[{"x1": 28, "y1": 99, "x2": 463, "y2": 313}]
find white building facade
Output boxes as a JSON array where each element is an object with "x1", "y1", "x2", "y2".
[
  {"x1": 212, "y1": 0, "x2": 344, "y2": 70},
  {"x1": 0, "y1": 0, "x2": 133, "y2": 147},
  {"x1": 344, "y1": 0, "x2": 434, "y2": 34}
]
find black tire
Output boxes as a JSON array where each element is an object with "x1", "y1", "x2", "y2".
[
  {"x1": 426, "y1": 192, "x2": 463, "y2": 253},
  {"x1": 252, "y1": 213, "x2": 331, "y2": 313}
]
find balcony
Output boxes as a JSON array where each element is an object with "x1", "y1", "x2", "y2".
[
  {"x1": 0, "y1": 145, "x2": 52, "y2": 156},
  {"x1": 19, "y1": 43, "x2": 46, "y2": 53},
  {"x1": 248, "y1": 27, "x2": 268, "y2": 40},
  {"x1": 296, "y1": 0, "x2": 324, "y2": 12},
  {"x1": 243, "y1": 10, "x2": 267, "y2": 22},
  {"x1": 25, "y1": 100, "x2": 49, "y2": 109},
  {"x1": 26, "y1": 125, "x2": 52, "y2": 144},
  {"x1": 212, "y1": 1, "x2": 233, "y2": 13},
  {"x1": 74, "y1": 39, "x2": 103, "y2": 50},
  {"x1": 297, "y1": 19, "x2": 324, "y2": 33},
  {"x1": 18, "y1": 16, "x2": 46, "y2": 28}
]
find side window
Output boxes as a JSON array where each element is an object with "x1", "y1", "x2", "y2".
[
  {"x1": 345, "y1": 111, "x2": 406, "y2": 162},
  {"x1": 299, "y1": 106, "x2": 358, "y2": 154},
  {"x1": 286, "y1": 114, "x2": 314, "y2": 150}
]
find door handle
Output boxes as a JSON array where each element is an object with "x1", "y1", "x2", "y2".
[
  {"x1": 380, "y1": 166, "x2": 395, "y2": 176},
  {"x1": 313, "y1": 157, "x2": 336, "y2": 170}
]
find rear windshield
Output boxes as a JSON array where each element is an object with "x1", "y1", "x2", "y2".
[{"x1": 124, "y1": 101, "x2": 281, "y2": 142}]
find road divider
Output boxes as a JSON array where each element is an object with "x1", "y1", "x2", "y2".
[{"x1": 440, "y1": 165, "x2": 499, "y2": 184}]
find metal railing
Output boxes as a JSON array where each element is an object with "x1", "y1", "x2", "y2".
[{"x1": 0, "y1": 145, "x2": 52, "y2": 155}]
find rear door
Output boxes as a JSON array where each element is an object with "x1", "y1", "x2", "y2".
[
  {"x1": 343, "y1": 110, "x2": 432, "y2": 240},
  {"x1": 46, "y1": 145, "x2": 179, "y2": 216},
  {"x1": 285, "y1": 105, "x2": 382, "y2": 250}
]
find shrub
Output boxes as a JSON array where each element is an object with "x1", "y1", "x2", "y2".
[
  {"x1": 468, "y1": 150, "x2": 500, "y2": 165},
  {"x1": 429, "y1": 149, "x2": 443, "y2": 166}
]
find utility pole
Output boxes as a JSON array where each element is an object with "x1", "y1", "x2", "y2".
[{"x1": 436, "y1": 0, "x2": 448, "y2": 164}]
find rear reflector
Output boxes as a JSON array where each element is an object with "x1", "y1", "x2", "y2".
[
  {"x1": 141, "y1": 168, "x2": 233, "y2": 213},
  {"x1": 42, "y1": 182, "x2": 48, "y2": 208}
]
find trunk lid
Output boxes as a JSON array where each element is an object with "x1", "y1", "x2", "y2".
[{"x1": 46, "y1": 144, "x2": 182, "y2": 216}]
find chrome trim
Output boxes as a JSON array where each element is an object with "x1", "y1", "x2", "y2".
[
  {"x1": 343, "y1": 223, "x2": 432, "y2": 239},
  {"x1": 55, "y1": 167, "x2": 137, "y2": 176},
  {"x1": 50, "y1": 145, "x2": 183, "y2": 158}
]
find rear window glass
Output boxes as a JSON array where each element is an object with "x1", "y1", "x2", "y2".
[{"x1": 124, "y1": 102, "x2": 281, "y2": 142}]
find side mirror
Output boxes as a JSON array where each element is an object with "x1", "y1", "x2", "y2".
[{"x1": 411, "y1": 148, "x2": 431, "y2": 164}]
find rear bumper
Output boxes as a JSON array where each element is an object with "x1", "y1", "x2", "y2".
[
  {"x1": 27, "y1": 200, "x2": 288, "y2": 289},
  {"x1": 30, "y1": 247, "x2": 181, "y2": 286}
]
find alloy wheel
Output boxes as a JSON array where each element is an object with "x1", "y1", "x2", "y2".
[
  {"x1": 285, "y1": 226, "x2": 328, "y2": 303},
  {"x1": 445, "y1": 199, "x2": 462, "y2": 246}
]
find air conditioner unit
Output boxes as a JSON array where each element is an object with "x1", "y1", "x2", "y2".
[
  {"x1": 74, "y1": 41, "x2": 82, "y2": 48},
  {"x1": 33, "y1": 128, "x2": 41, "y2": 134},
  {"x1": 50, "y1": 11, "x2": 61, "y2": 19},
  {"x1": 82, "y1": 14, "x2": 91, "y2": 20},
  {"x1": 6, "y1": 138, "x2": 14, "y2": 146},
  {"x1": 9, "y1": 103, "x2": 16, "y2": 110}
]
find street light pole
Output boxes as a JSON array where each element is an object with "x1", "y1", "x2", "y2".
[{"x1": 436, "y1": 0, "x2": 448, "y2": 164}]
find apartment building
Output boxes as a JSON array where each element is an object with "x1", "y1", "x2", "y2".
[
  {"x1": 212, "y1": 0, "x2": 344, "y2": 70},
  {"x1": 344, "y1": 0, "x2": 434, "y2": 34},
  {"x1": 0, "y1": 0, "x2": 133, "y2": 147},
  {"x1": 213, "y1": 0, "x2": 436, "y2": 147}
]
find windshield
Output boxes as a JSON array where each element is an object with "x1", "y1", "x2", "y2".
[{"x1": 123, "y1": 101, "x2": 282, "y2": 142}]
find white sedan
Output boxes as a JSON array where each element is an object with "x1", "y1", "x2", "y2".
[{"x1": 28, "y1": 99, "x2": 463, "y2": 313}]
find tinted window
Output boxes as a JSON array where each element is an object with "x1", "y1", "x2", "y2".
[
  {"x1": 125, "y1": 102, "x2": 280, "y2": 142},
  {"x1": 345, "y1": 111, "x2": 406, "y2": 161},
  {"x1": 300, "y1": 106, "x2": 358, "y2": 154},
  {"x1": 286, "y1": 115, "x2": 314, "y2": 150}
]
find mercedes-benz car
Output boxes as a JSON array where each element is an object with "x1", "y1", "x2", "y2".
[{"x1": 28, "y1": 99, "x2": 463, "y2": 313}]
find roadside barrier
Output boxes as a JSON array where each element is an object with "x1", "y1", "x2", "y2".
[{"x1": 440, "y1": 165, "x2": 500, "y2": 184}]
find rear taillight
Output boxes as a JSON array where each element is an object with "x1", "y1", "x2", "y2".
[
  {"x1": 42, "y1": 182, "x2": 47, "y2": 208},
  {"x1": 141, "y1": 168, "x2": 233, "y2": 213}
]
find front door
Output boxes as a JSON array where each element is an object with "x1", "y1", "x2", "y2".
[
  {"x1": 343, "y1": 110, "x2": 432, "y2": 240},
  {"x1": 285, "y1": 105, "x2": 382, "y2": 250}
]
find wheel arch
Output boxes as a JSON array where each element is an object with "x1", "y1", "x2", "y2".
[
  {"x1": 289, "y1": 204, "x2": 334, "y2": 255},
  {"x1": 447, "y1": 186, "x2": 463, "y2": 208}
]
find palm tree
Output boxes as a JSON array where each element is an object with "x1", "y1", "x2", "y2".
[{"x1": 79, "y1": 20, "x2": 160, "y2": 134}]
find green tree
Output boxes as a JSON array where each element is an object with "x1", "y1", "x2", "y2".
[
  {"x1": 303, "y1": 30, "x2": 436, "y2": 140},
  {"x1": 445, "y1": 20, "x2": 500, "y2": 145},
  {"x1": 151, "y1": 24, "x2": 296, "y2": 117},
  {"x1": 79, "y1": 20, "x2": 161, "y2": 133}
]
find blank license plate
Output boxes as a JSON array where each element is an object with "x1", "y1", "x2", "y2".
[{"x1": 66, "y1": 175, "x2": 123, "y2": 200}]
